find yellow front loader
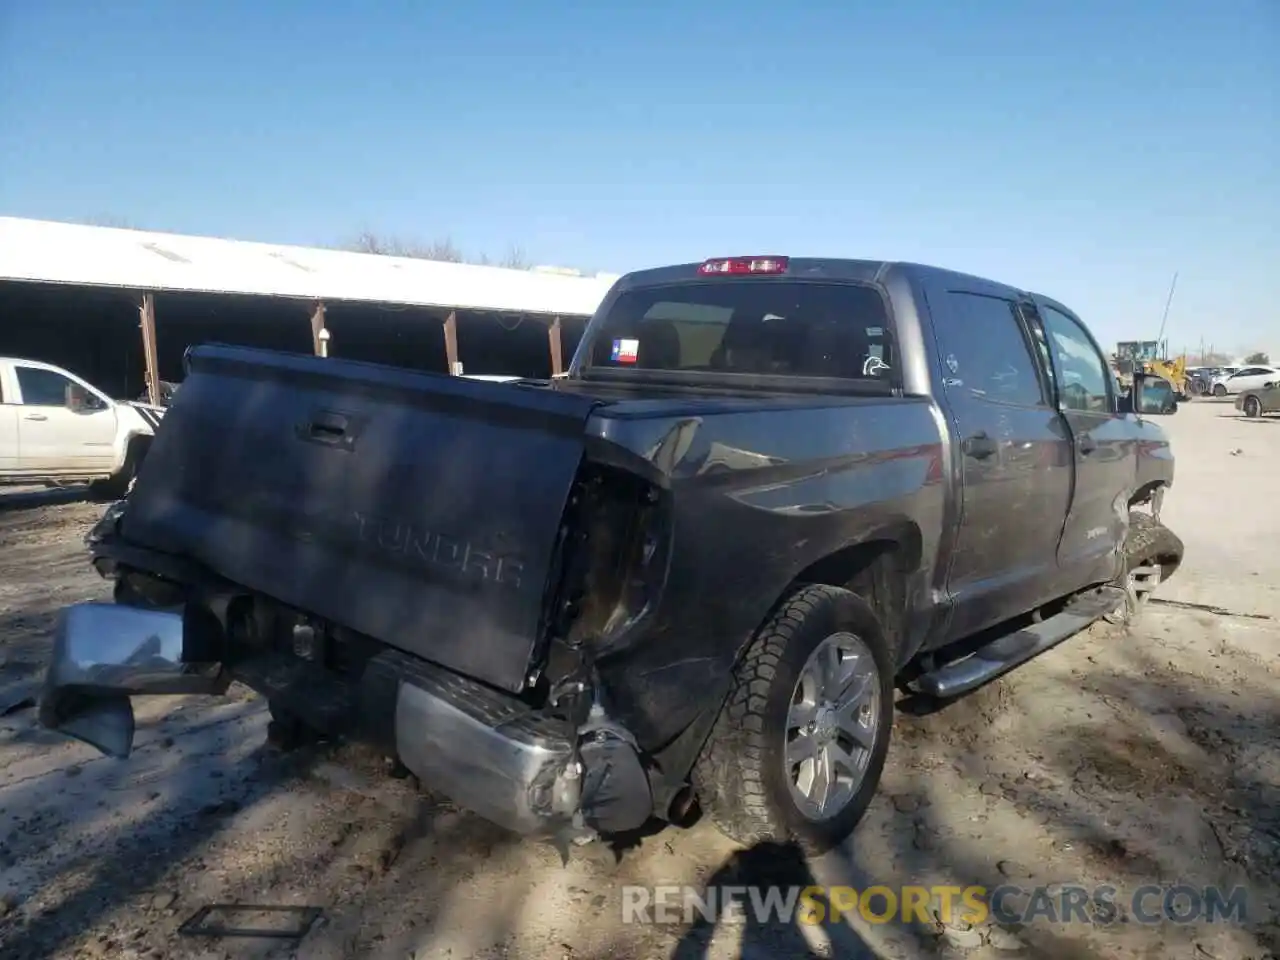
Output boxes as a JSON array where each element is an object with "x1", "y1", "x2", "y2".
[{"x1": 1144, "y1": 356, "x2": 1189, "y2": 399}]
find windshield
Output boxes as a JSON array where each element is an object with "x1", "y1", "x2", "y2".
[{"x1": 578, "y1": 280, "x2": 894, "y2": 385}]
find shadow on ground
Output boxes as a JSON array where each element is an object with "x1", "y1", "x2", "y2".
[
  {"x1": 0, "y1": 487, "x2": 89, "y2": 512},
  {"x1": 0, "y1": 484, "x2": 1277, "y2": 960}
]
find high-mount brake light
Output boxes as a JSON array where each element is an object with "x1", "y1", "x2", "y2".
[{"x1": 697, "y1": 256, "x2": 789, "y2": 276}]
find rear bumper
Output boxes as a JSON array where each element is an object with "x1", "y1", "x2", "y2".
[
  {"x1": 364, "y1": 650, "x2": 582, "y2": 835},
  {"x1": 38, "y1": 603, "x2": 229, "y2": 758},
  {"x1": 38, "y1": 602, "x2": 584, "y2": 837}
]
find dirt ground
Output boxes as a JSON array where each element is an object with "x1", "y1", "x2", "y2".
[{"x1": 0, "y1": 398, "x2": 1276, "y2": 960}]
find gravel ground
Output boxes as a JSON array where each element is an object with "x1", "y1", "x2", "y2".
[{"x1": 0, "y1": 398, "x2": 1276, "y2": 960}]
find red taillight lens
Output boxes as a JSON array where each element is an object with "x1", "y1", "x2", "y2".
[{"x1": 697, "y1": 256, "x2": 789, "y2": 276}]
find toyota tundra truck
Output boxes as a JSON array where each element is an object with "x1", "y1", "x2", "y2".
[{"x1": 38, "y1": 256, "x2": 1183, "y2": 854}]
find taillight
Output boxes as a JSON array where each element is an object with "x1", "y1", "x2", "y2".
[{"x1": 697, "y1": 256, "x2": 789, "y2": 276}]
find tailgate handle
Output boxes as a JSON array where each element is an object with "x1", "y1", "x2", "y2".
[{"x1": 298, "y1": 410, "x2": 362, "y2": 450}]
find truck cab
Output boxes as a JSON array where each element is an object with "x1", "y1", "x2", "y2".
[{"x1": 0, "y1": 357, "x2": 162, "y2": 496}]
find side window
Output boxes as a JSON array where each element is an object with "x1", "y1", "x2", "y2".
[
  {"x1": 15, "y1": 367, "x2": 74, "y2": 407},
  {"x1": 938, "y1": 292, "x2": 1044, "y2": 406},
  {"x1": 1038, "y1": 306, "x2": 1111, "y2": 413}
]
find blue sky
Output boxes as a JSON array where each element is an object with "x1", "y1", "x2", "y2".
[{"x1": 1, "y1": 0, "x2": 1276, "y2": 356}]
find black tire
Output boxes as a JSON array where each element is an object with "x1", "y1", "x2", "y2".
[
  {"x1": 266, "y1": 700, "x2": 322, "y2": 751},
  {"x1": 1244, "y1": 396, "x2": 1261, "y2": 418},
  {"x1": 89, "y1": 438, "x2": 146, "y2": 501},
  {"x1": 691, "y1": 584, "x2": 895, "y2": 855},
  {"x1": 1109, "y1": 512, "x2": 1184, "y2": 623},
  {"x1": 1127, "y1": 513, "x2": 1183, "y2": 575},
  {"x1": 1213, "y1": 383, "x2": 1228, "y2": 397}
]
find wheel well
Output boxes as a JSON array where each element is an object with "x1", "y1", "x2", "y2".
[
  {"x1": 789, "y1": 530, "x2": 920, "y2": 663},
  {"x1": 125, "y1": 433, "x2": 152, "y2": 463},
  {"x1": 663, "y1": 531, "x2": 919, "y2": 805},
  {"x1": 1128, "y1": 481, "x2": 1164, "y2": 510}
]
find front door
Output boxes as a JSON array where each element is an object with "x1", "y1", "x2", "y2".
[
  {"x1": 0, "y1": 403, "x2": 17, "y2": 474},
  {"x1": 13, "y1": 365, "x2": 117, "y2": 473},
  {"x1": 925, "y1": 282, "x2": 1074, "y2": 642},
  {"x1": 1029, "y1": 298, "x2": 1139, "y2": 589}
]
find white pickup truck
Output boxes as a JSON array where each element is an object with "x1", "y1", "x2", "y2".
[{"x1": 0, "y1": 357, "x2": 164, "y2": 498}]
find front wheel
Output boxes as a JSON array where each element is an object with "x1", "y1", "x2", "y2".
[
  {"x1": 1213, "y1": 383, "x2": 1228, "y2": 397},
  {"x1": 692, "y1": 584, "x2": 895, "y2": 855},
  {"x1": 1244, "y1": 396, "x2": 1262, "y2": 418},
  {"x1": 1105, "y1": 512, "x2": 1184, "y2": 625}
]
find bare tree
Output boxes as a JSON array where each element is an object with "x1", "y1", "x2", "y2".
[
  {"x1": 1244, "y1": 351, "x2": 1270, "y2": 365},
  {"x1": 498, "y1": 244, "x2": 531, "y2": 270},
  {"x1": 75, "y1": 215, "x2": 145, "y2": 230},
  {"x1": 346, "y1": 232, "x2": 465, "y2": 262},
  {"x1": 415, "y1": 238, "x2": 466, "y2": 263},
  {"x1": 342, "y1": 232, "x2": 539, "y2": 269}
]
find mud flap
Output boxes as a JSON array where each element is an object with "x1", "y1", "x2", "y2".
[{"x1": 576, "y1": 710, "x2": 652, "y2": 835}]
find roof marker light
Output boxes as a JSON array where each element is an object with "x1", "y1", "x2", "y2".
[{"x1": 697, "y1": 256, "x2": 790, "y2": 276}]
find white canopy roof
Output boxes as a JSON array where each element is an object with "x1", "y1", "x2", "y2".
[{"x1": 0, "y1": 217, "x2": 617, "y2": 318}]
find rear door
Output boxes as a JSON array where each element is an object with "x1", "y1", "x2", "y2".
[
  {"x1": 1262, "y1": 383, "x2": 1280, "y2": 414},
  {"x1": 1225, "y1": 368, "x2": 1258, "y2": 392},
  {"x1": 923, "y1": 280, "x2": 1074, "y2": 641},
  {"x1": 1244, "y1": 368, "x2": 1274, "y2": 391},
  {"x1": 1028, "y1": 298, "x2": 1138, "y2": 589},
  {"x1": 13, "y1": 364, "x2": 117, "y2": 472}
]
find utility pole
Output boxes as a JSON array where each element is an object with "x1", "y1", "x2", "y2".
[{"x1": 1156, "y1": 271, "x2": 1178, "y2": 353}]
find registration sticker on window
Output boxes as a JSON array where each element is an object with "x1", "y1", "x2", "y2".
[{"x1": 611, "y1": 338, "x2": 640, "y2": 364}]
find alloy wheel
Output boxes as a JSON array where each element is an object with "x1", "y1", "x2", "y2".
[{"x1": 784, "y1": 632, "x2": 880, "y2": 822}]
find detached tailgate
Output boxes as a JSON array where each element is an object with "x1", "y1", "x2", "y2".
[{"x1": 122, "y1": 345, "x2": 600, "y2": 693}]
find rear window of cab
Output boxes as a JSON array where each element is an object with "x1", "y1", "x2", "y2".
[{"x1": 581, "y1": 279, "x2": 894, "y2": 384}]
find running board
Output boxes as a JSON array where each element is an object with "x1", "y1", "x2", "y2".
[{"x1": 912, "y1": 587, "x2": 1125, "y2": 700}]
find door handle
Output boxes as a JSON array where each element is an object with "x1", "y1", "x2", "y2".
[
  {"x1": 962, "y1": 432, "x2": 998, "y2": 460},
  {"x1": 1078, "y1": 435, "x2": 1097, "y2": 455},
  {"x1": 23, "y1": 413, "x2": 48, "y2": 422}
]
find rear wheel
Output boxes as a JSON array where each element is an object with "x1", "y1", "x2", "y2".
[
  {"x1": 692, "y1": 584, "x2": 894, "y2": 855},
  {"x1": 1244, "y1": 396, "x2": 1262, "y2": 418}
]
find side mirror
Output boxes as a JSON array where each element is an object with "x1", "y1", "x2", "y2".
[
  {"x1": 1133, "y1": 374, "x2": 1177, "y2": 416},
  {"x1": 65, "y1": 384, "x2": 105, "y2": 412}
]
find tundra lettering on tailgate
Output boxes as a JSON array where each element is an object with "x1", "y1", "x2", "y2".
[{"x1": 353, "y1": 511, "x2": 526, "y2": 591}]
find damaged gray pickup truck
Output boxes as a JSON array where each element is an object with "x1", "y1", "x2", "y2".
[{"x1": 40, "y1": 255, "x2": 1184, "y2": 854}]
